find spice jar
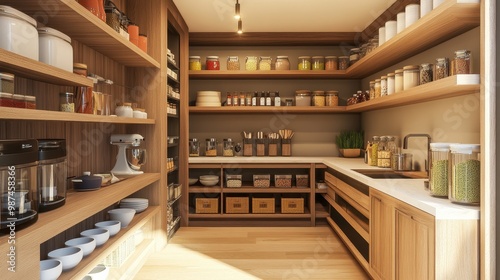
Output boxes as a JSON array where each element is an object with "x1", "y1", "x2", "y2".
[
  {"x1": 374, "y1": 79, "x2": 381, "y2": 98},
  {"x1": 0, "y1": 73, "x2": 15, "y2": 94},
  {"x1": 325, "y1": 91, "x2": 339, "y2": 106},
  {"x1": 73, "y1": 63, "x2": 88, "y2": 76},
  {"x1": 284, "y1": 98, "x2": 294, "y2": 106},
  {"x1": 189, "y1": 138, "x2": 200, "y2": 157},
  {"x1": 338, "y1": 56, "x2": 349, "y2": 70},
  {"x1": 105, "y1": 5, "x2": 121, "y2": 32},
  {"x1": 395, "y1": 69, "x2": 404, "y2": 93},
  {"x1": 429, "y1": 143, "x2": 453, "y2": 197},
  {"x1": 403, "y1": 65, "x2": 419, "y2": 90},
  {"x1": 115, "y1": 102, "x2": 133, "y2": 117},
  {"x1": 11, "y1": 95, "x2": 24, "y2": 108},
  {"x1": 349, "y1": 48, "x2": 360, "y2": 66},
  {"x1": 454, "y1": 50, "x2": 471, "y2": 74},
  {"x1": 60, "y1": 92, "x2": 75, "y2": 112},
  {"x1": 205, "y1": 138, "x2": 218, "y2": 157},
  {"x1": 0, "y1": 93, "x2": 14, "y2": 107},
  {"x1": 206, "y1": 56, "x2": 220, "y2": 70},
  {"x1": 312, "y1": 56, "x2": 325, "y2": 70},
  {"x1": 387, "y1": 73, "x2": 395, "y2": 95},
  {"x1": 420, "y1": 63, "x2": 433, "y2": 85},
  {"x1": 377, "y1": 136, "x2": 391, "y2": 168},
  {"x1": 434, "y1": 57, "x2": 449, "y2": 80},
  {"x1": 189, "y1": 56, "x2": 202, "y2": 70},
  {"x1": 227, "y1": 56, "x2": 240, "y2": 70},
  {"x1": 380, "y1": 76, "x2": 388, "y2": 96},
  {"x1": 298, "y1": 56, "x2": 311, "y2": 70},
  {"x1": 275, "y1": 56, "x2": 290, "y2": 70},
  {"x1": 312, "y1": 90, "x2": 326, "y2": 106},
  {"x1": 25, "y1": 95, "x2": 36, "y2": 109},
  {"x1": 370, "y1": 136, "x2": 380, "y2": 166},
  {"x1": 295, "y1": 90, "x2": 312, "y2": 106},
  {"x1": 449, "y1": 144, "x2": 480, "y2": 205},
  {"x1": 223, "y1": 138, "x2": 234, "y2": 157},
  {"x1": 259, "y1": 56, "x2": 272, "y2": 70},
  {"x1": 325, "y1": 56, "x2": 338, "y2": 70},
  {"x1": 245, "y1": 56, "x2": 258, "y2": 70},
  {"x1": 369, "y1": 81, "x2": 375, "y2": 99}
]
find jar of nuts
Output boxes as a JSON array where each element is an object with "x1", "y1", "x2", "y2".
[
  {"x1": 434, "y1": 57, "x2": 449, "y2": 80},
  {"x1": 227, "y1": 56, "x2": 240, "y2": 70},
  {"x1": 258, "y1": 56, "x2": 272, "y2": 70},
  {"x1": 245, "y1": 56, "x2": 258, "y2": 70},
  {"x1": 454, "y1": 50, "x2": 471, "y2": 74}
]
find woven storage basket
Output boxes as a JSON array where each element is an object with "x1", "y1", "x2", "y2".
[
  {"x1": 195, "y1": 198, "x2": 219, "y2": 213},
  {"x1": 281, "y1": 198, "x2": 304, "y2": 213},
  {"x1": 226, "y1": 197, "x2": 249, "y2": 213},
  {"x1": 252, "y1": 198, "x2": 275, "y2": 213}
]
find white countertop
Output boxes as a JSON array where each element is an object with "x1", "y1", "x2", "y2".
[{"x1": 189, "y1": 156, "x2": 480, "y2": 220}]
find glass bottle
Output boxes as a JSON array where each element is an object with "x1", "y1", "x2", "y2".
[
  {"x1": 370, "y1": 136, "x2": 380, "y2": 166},
  {"x1": 251, "y1": 91, "x2": 257, "y2": 106},
  {"x1": 226, "y1": 92, "x2": 232, "y2": 106},
  {"x1": 259, "y1": 92, "x2": 265, "y2": 106},
  {"x1": 232, "y1": 92, "x2": 239, "y2": 106},
  {"x1": 265, "y1": 92, "x2": 272, "y2": 106},
  {"x1": 274, "y1": 91, "x2": 281, "y2": 106}
]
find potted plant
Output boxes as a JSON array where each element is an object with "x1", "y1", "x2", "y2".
[{"x1": 336, "y1": 130, "x2": 364, "y2": 158}]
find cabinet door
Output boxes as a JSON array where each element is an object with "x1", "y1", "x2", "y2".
[
  {"x1": 370, "y1": 194, "x2": 394, "y2": 280},
  {"x1": 395, "y1": 208, "x2": 434, "y2": 280}
]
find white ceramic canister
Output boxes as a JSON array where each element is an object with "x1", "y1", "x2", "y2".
[
  {"x1": 420, "y1": 0, "x2": 433, "y2": 18},
  {"x1": 405, "y1": 4, "x2": 420, "y2": 28},
  {"x1": 384, "y1": 20, "x2": 397, "y2": 42},
  {"x1": 378, "y1": 26, "x2": 386, "y2": 45},
  {"x1": 397, "y1": 12, "x2": 406, "y2": 34},
  {"x1": 0, "y1": 5, "x2": 39, "y2": 60},
  {"x1": 38, "y1": 27, "x2": 73, "y2": 72}
]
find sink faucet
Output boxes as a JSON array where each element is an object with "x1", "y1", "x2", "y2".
[{"x1": 403, "y1": 134, "x2": 431, "y2": 174}]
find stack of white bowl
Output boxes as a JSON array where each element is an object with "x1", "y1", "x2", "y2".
[
  {"x1": 199, "y1": 175, "x2": 219, "y2": 186},
  {"x1": 196, "y1": 91, "x2": 221, "y2": 107},
  {"x1": 119, "y1": 197, "x2": 149, "y2": 213}
]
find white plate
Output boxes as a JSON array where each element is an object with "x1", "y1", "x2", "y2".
[{"x1": 121, "y1": 198, "x2": 148, "y2": 203}]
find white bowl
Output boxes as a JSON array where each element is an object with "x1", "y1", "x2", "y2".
[
  {"x1": 40, "y1": 259, "x2": 62, "y2": 280},
  {"x1": 80, "y1": 228, "x2": 109, "y2": 247},
  {"x1": 108, "y1": 208, "x2": 136, "y2": 228},
  {"x1": 47, "y1": 247, "x2": 83, "y2": 271},
  {"x1": 189, "y1": 178, "x2": 198, "y2": 185},
  {"x1": 86, "y1": 264, "x2": 110, "y2": 280},
  {"x1": 200, "y1": 179, "x2": 219, "y2": 186},
  {"x1": 64, "y1": 237, "x2": 96, "y2": 257},
  {"x1": 95, "y1": 220, "x2": 121, "y2": 236},
  {"x1": 200, "y1": 175, "x2": 219, "y2": 180}
]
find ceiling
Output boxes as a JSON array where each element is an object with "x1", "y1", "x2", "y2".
[{"x1": 172, "y1": 0, "x2": 398, "y2": 33}]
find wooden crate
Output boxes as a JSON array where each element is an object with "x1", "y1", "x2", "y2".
[
  {"x1": 252, "y1": 198, "x2": 275, "y2": 214},
  {"x1": 226, "y1": 197, "x2": 249, "y2": 213},
  {"x1": 281, "y1": 198, "x2": 304, "y2": 213},
  {"x1": 195, "y1": 198, "x2": 219, "y2": 214}
]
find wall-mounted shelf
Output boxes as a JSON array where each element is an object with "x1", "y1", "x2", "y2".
[
  {"x1": 188, "y1": 212, "x2": 311, "y2": 219},
  {"x1": 222, "y1": 187, "x2": 311, "y2": 194},
  {"x1": 189, "y1": 70, "x2": 347, "y2": 79},
  {"x1": 189, "y1": 106, "x2": 347, "y2": 114},
  {"x1": 1, "y1": 0, "x2": 160, "y2": 68},
  {"x1": 189, "y1": 186, "x2": 222, "y2": 193}
]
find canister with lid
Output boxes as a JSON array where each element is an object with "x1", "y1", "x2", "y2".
[
  {"x1": 349, "y1": 48, "x2": 360, "y2": 66},
  {"x1": 227, "y1": 56, "x2": 240, "y2": 70},
  {"x1": 0, "y1": 93, "x2": 13, "y2": 107},
  {"x1": 206, "y1": 56, "x2": 220, "y2": 70},
  {"x1": 403, "y1": 65, "x2": 419, "y2": 90},
  {"x1": 369, "y1": 81, "x2": 375, "y2": 99},
  {"x1": 387, "y1": 73, "x2": 395, "y2": 95},
  {"x1": 338, "y1": 56, "x2": 349, "y2": 70},
  {"x1": 245, "y1": 56, "x2": 258, "y2": 70},
  {"x1": 0, "y1": 73, "x2": 14, "y2": 94},
  {"x1": 449, "y1": 144, "x2": 480, "y2": 205},
  {"x1": 115, "y1": 102, "x2": 133, "y2": 117},
  {"x1": 420, "y1": 63, "x2": 433, "y2": 85},
  {"x1": 73, "y1": 63, "x2": 88, "y2": 76},
  {"x1": 374, "y1": 79, "x2": 381, "y2": 98},
  {"x1": 275, "y1": 56, "x2": 290, "y2": 70},
  {"x1": 59, "y1": 92, "x2": 75, "y2": 112},
  {"x1": 312, "y1": 56, "x2": 325, "y2": 70},
  {"x1": 384, "y1": 20, "x2": 397, "y2": 42},
  {"x1": 189, "y1": 138, "x2": 200, "y2": 157},
  {"x1": 377, "y1": 136, "x2": 391, "y2": 168},
  {"x1": 405, "y1": 4, "x2": 420, "y2": 28},
  {"x1": 223, "y1": 138, "x2": 234, "y2": 157},
  {"x1": 370, "y1": 136, "x2": 380, "y2": 166},
  {"x1": 454, "y1": 50, "x2": 471, "y2": 74},
  {"x1": 397, "y1": 12, "x2": 406, "y2": 33},
  {"x1": 189, "y1": 56, "x2": 202, "y2": 70},
  {"x1": 429, "y1": 143, "x2": 453, "y2": 197},
  {"x1": 395, "y1": 69, "x2": 404, "y2": 93},
  {"x1": 12, "y1": 94, "x2": 25, "y2": 108},
  {"x1": 298, "y1": 56, "x2": 311, "y2": 70},
  {"x1": 37, "y1": 27, "x2": 74, "y2": 72},
  {"x1": 205, "y1": 138, "x2": 218, "y2": 156},
  {"x1": 37, "y1": 139, "x2": 67, "y2": 212},
  {"x1": 325, "y1": 56, "x2": 338, "y2": 70},
  {"x1": 434, "y1": 58, "x2": 449, "y2": 80},
  {"x1": 380, "y1": 76, "x2": 388, "y2": 96},
  {"x1": 312, "y1": 91, "x2": 326, "y2": 106},
  {"x1": 295, "y1": 90, "x2": 311, "y2": 106},
  {"x1": 259, "y1": 56, "x2": 272, "y2": 70},
  {"x1": 25, "y1": 95, "x2": 36, "y2": 109},
  {"x1": 325, "y1": 91, "x2": 339, "y2": 106},
  {"x1": 0, "y1": 5, "x2": 39, "y2": 60}
]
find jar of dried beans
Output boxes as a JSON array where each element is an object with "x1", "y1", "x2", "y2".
[
  {"x1": 420, "y1": 63, "x2": 433, "y2": 85},
  {"x1": 454, "y1": 50, "x2": 471, "y2": 74},
  {"x1": 227, "y1": 56, "x2": 240, "y2": 70},
  {"x1": 449, "y1": 144, "x2": 480, "y2": 205},
  {"x1": 434, "y1": 57, "x2": 449, "y2": 80}
]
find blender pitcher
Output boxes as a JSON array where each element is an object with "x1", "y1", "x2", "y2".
[{"x1": 37, "y1": 139, "x2": 67, "y2": 212}]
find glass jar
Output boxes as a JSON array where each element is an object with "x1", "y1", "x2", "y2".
[
  {"x1": 325, "y1": 90, "x2": 339, "y2": 106},
  {"x1": 349, "y1": 48, "x2": 360, "y2": 66},
  {"x1": 205, "y1": 56, "x2": 220, "y2": 70},
  {"x1": 258, "y1": 56, "x2": 272, "y2": 70},
  {"x1": 25, "y1": 95, "x2": 36, "y2": 109},
  {"x1": 380, "y1": 76, "x2": 388, "y2": 96},
  {"x1": 115, "y1": 102, "x2": 133, "y2": 117},
  {"x1": 189, "y1": 56, "x2": 202, "y2": 70},
  {"x1": 298, "y1": 56, "x2": 311, "y2": 70},
  {"x1": 434, "y1": 57, "x2": 449, "y2": 80},
  {"x1": 370, "y1": 136, "x2": 380, "y2": 166},
  {"x1": 295, "y1": 90, "x2": 311, "y2": 106},
  {"x1": 312, "y1": 90, "x2": 326, "y2": 106},
  {"x1": 395, "y1": 69, "x2": 404, "y2": 93},
  {"x1": 245, "y1": 56, "x2": 258, "y2": 70},
  {"x1": 59, "y1": 92, "x2": 75, "y2": 112},
  {"x1": 429, "y1": 143, "x2": 453, "y2": 197},
  {"x1": 325, "y1": 56, "x2": 338, "y2": 70},
  {"x1": 374, "y1": 79, "x2": 381, "y2": 98},
  {"x1": 338, "y1": 56, "x2": 349, "y2": 70},
  {"x1": 205, "y1": 138, "x2": 218, "y2": 157},
  {"x1": 284, "y1": 98, "x2": 294, "y2": 106},
  {"x1": 420, "y1": 63, "x2": 433, "y2": 85},
  {"x1": 369, "y1": 81, "x2": 375, "y2": 99},
  {"x1": 449, "y1": 144, "x2": 480, "y2": 205},
  {"x1": 387, "y1": 73, "x2": 395, "y2": 95},
  {"x1": 387, "y1": 136, "x2": 397, "y2": 155},
  {"x1": 0, "y1": 93, "x2": 13, "y2": 107},
  {"x1": 189, "y1": 138, "x2": 200, "y2": 157},
  {"x1": 368, "y1": 38, "x2": 379, "y2": 53},
  {"x1": 454, "y1": 50, "x2": 471, "y2": 74},
  {"x1": 226, "y1": 56, "x2": 240, "y2": 70},
  {"x1": 312, "y1": 56, "x2": 325, "y2": 70},
  {"x1": 275, "y1": 56, "x2": 290, "y2": 70},
  {"x1": 0, "y1": 73, "x2": 14, "y2": 94},
  {"x1": 403, "y1": 65, "x2": 419, "y2": 90},
  {"x1": 377, "y1": 136, "x2": 391, "y2": 168},
  {"x1": 223, "y1": 138, "x2": 234, "y2": 157}
]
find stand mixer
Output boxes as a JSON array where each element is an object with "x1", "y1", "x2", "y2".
[{"x1": 110, "y1": 134, "x2": 146, "y2": 176}]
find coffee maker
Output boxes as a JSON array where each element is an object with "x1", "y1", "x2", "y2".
[{"x1": 37, "y1": 139, "x2": 67, "y2": 212}]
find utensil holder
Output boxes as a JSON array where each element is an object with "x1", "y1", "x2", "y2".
[
  {"x1": 268, "y1": 139, "x2": 279, "y2": 156},
  {"x1": 256, "y1": 139, "x2": 267, "y2": 156},
  {"x1": 281, "y1": 139, "x2": 292, "y2": 156},
  {"x1": 243, "y1": 138, "x2": 254, "y2": 156}
]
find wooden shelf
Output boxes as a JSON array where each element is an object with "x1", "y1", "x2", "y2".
[
  {"x1": 223, "y1": 187, "x2": 312, "y2": 193},
  {"x1": 346, "y1": 0, "x2": 480, "y2": 78},
  {"x1": 189, "y1": 106, "x2": 347, "y2": 114},
  {"x1": 59, "y1": 207, "x2": 160, "y2": 280},
  {"x1": 346, "y1": 74, "x2": 480, "y2": 112},
  {"x1": 315, "y1": 203, "x2": 329, "y2": 218},
  {"x1": 0, "y1": 173, "x2": 160, "y2": 250},
  {"x1": 189, "y1": 70, "x2": 347, "y2": 79},
  {"x1": 1, "y1": 0, "x2": 160, "y2": 68},
  {"x1": 189, "y1": 211, "x2": 311, "y2": 219},
  {"x1": 108, "y1": 239, "x2": 156, "y2": 280},
  {"x1": 189, "y1": 186, "x2": 222, "y2": 193},
  {"x1": 0, "y1": 107, "x2": 156, "y2": 124},
  {"x1": 0, "y1": 49, "x2": 93, "y2": 87},
  {"x1": 315, "y1": 188, "x2": 328, "y2": 194}
]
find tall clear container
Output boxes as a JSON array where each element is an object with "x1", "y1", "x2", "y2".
[
  {"x1": 429, "y1": 143, "x2": 452, "y2": 197},
  {"x1": 369, "y1": 136, "x2": 380, "y2": 166},
  {"x1": 205, "y1": 138, "x2": 218, "y2": 156},
  {"x1": 223, "y1": 138, "x2": 234, "y2": 157},
  {"x1": 377, "y1": 136, "x2": 390, "y2": 168},
  {"x1": 449, "y1": 144, "x2": 480, "y2": 205},
  {"x1": 189, "y1": 138, "x2": 200, "y2": 157}
]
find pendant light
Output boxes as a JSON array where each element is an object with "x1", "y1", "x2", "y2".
[
  {"x1": 234, "y1": 0, "x2": 240, "y2": 19},
  {"x1": 237, "y1": 19, "x2": 243, "y2": 34}
]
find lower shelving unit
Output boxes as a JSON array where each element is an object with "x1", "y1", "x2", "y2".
[{"x1": 107, "y1": 239, "x2": 156, "y2": 280}]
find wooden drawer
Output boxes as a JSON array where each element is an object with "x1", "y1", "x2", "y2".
[
  {"x1": 226, "y1": 197, "x2": 249, "y2": 213},
  {"x1": 325, "y1": 172, "x2": 369, "y2": 217},
  {"x1": 281, "y1": 198, "x2": 304, "y2": 213},
  {"x1": 252, "y1": 198, "x2": 275, "y2": 213},
  {"x1": 196, "y1": 198, "x2": 219, "y2": 214}
]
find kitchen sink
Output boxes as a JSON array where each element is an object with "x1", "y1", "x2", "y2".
[{"x1": 352, "y1": 169, "x2": 427, "y2": 179}]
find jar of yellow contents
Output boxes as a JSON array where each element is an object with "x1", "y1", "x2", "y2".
[
  {"x1": 189, "y1": 56, "x2": 201, "y2": 70},
  {"x1": 298, "y1": 56, "x2": 311, "y2": 70}
]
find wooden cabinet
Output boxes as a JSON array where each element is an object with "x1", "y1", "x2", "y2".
[{"x1": 370, "y1": 191, "x2": 394, "y2": 280}]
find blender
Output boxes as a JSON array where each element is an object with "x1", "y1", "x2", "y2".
[
  {"x1": 37, "y1": 139, "x2": 67, "y2": 212},
  {"x1": 110, "y1": 134, "x2": 146, "y2": 176},
  {"x1": 0, "y1": 139, "x2": 39, "y2": 231}
]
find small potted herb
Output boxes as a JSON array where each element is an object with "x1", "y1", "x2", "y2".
[{"x1": 336, "y1": 130, "x2": 364, "y2": 158}]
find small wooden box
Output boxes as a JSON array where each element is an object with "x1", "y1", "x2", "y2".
[
  {"x1": 226, "y1": 197, "x2": 249, "y2": 213},
  {"x1": 195, "y1": 198, "x2": 219, "y2": 214},
  {"x1": 281, "y1": 198, "x2": 304, "y2": 213},
  {"x1": 252, "y1": 198, "x2": 275, "y2": 213}
]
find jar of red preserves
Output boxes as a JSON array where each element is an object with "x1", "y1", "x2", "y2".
[{"x1": 206, "y1": 56, "x2": 220, "y2": 70}]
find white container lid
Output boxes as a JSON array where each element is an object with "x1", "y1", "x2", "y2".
[
  {"x1": 0, "y1": 73, "x2": 14, "y2": 81},
  {"x1": 0, "y1": 5, "x2": 37, "y2": 27},
  {"x1": 37, "y1": 27, "x2": 71, "y2": 43},
  {"x1": 430, "y1": 142, "x2": 459, "y2": 152},
  {"x1": 276, "y1": 56, "x2": 288, "y2": 59},
  {"x1": 449, "y1": 144, "x2": 480, "y2": 154}
]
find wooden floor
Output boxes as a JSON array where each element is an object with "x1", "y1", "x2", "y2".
[{"x1": 134, "y1": 226, "x2": 369, "y2": 280}]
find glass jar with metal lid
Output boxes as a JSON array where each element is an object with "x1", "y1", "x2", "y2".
[
  {"x1": 275, "y1": 56, "x2": 290, "y2": 70},
  {"x1": 226, "y1": 56, "x2": 240, "y2": 70},
  {"x1": 258, "y1": 56, "x2": 272, "y2": 70},
  {"x1": 312, "y1": 90, "x2": 326, "y2": 106},
  {"x1": 189, "y1": 138, "x2": 200, "y2": 157},
  {"x1": 349, "y1": 48, "x2": 360, "y2": 66},
  {"x1": 223, "y1": 138, "x2": 234, "y2": 157},
  {"x1": 189, "y1": 56, "x2": 202, "y2": 70},
  {"x1": 295, "y1": 90, "x2": 311, "y2": 106},
  {"x1": 377, "y1": 136, "x2": 391, "y2": 168},
  {"x1": 311, "y1": 56, "x2": 325, "y2": 70},
  {"x1": 420, "y1": 63, "x2": 433, "y2": 85},
  {"x1": 454, "y1": 50, "x2": 471, "y2": 74},
  {"x1": 298, "y1": 56, "x2": 311, "y2": 70},
  {"x1": 403, "y1": 65, "x2": 419, "y2": 90},
  {"x1": 205, "y1": 56, "x2": 220, "y2": 70},
  {"x1": 59, "y1": 92, "x2": 74, "y2": 112},
  {"x1": 325, "y1": 56, "x2": 338, "y2": 70},
  {"x1": 0, "y1": 73, "x2": 14, "y2": 94},
  {"x1": 338, "y1": 56, "x2": 349, "y2": 70},
  {"x1": 205, "y1": 138, "x2": 218, "y2": 156},
  {"x1": 245, "y1": 56, "x2": 258, "y2": 70},
  {"x1": 325, "y1": 90, "x2": 339, "y2": 106},
  {"x1": 434, "y1": 57, "x2": 449, "y2": 80},
  {"x1": 449, "y1": 144, "x2": 480, "y2": 205}
]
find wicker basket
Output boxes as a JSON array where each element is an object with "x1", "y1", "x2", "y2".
[
  {"x1": 281, "y1": 198, "x2": 304, "y2": 213},
  {"x1": 252, "y1": 198, "x2": 275, "y2": 213},
  {"x1": 226, "y1": 197, "x2": 249, "y2": 213},
  {"x1": 195, "y1": 198, "x2": 219, "y2": 213}
]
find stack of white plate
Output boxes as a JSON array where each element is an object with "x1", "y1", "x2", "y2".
[
  {"x1": 119, "y1": 198, "x2": 148, "y2": 213},
  {"x1": 196, "y1": 91, "x2": 221, "y2": 107}
]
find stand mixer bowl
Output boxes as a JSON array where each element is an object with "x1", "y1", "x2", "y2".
[{"x1": 126, "y1": 148, "x2": 146, "y2": 171}]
